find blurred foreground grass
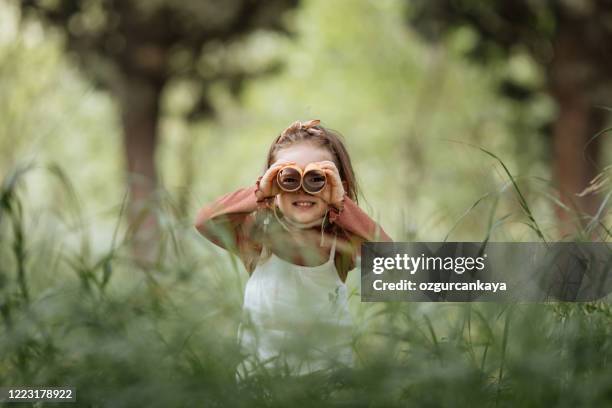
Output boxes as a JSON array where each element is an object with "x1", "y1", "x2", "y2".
[{"x1": 1, "y1": 163, "x2": 612, "y2": 408}]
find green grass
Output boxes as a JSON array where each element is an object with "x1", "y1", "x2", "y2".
[{"x1": 1, "y1": 160, "x2": 611, "y2": 408}]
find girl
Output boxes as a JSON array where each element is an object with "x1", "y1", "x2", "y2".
[{"x1": 194, "y1": 119, "x2": 392, "y2": 379}]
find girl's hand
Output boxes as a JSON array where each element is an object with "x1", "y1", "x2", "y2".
[
  {"x1": 308, "y1": 160, "x2": 345, "y2": 207},
  {"x1": 256, "y1": 159, "x2": 296, "y2": 199}
]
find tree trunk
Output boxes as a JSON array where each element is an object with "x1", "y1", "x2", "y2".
[
  {"x1": 549, "y1": 28, "x2": 603, "y2": 237},
  {"x1": 119, "y1": 76, "x2": 163, "y2": 264}
]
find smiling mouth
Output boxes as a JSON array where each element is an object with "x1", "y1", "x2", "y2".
[{"x1": 292, "y1": 200, "x2": 316, "y2": 208}]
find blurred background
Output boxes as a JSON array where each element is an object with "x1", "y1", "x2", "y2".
[
  {"x1": 1, "y1": 0, "x2": 612, "y2": 406},
  {"x1": 4, "y1": 0, "x2": 611, "y2": 246}
]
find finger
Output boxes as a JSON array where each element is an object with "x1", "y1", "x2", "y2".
[
  {"x1": 322, "y1": 170, "x2": 342, "y2": 190},
  {"x1": 317, "y1": 163, "x2": 339, "y2": 173},
  {"x1": 323, "y1": 169, "x2": 345, "y2": 196},
  {"x1": 262, "y1": 166, "x2": 283, "y2": 183},
  {"x1": 270, "y1": 165, "x2": 292, "y2": 179},
  {"x1": 315, "y1": 184, "x2": 331, "y2": 201},
  {"x1": 267, "y1": 161, "x2": 295, "y2": 177},
  {"x1": 269, "y1": 163, "x2": 295, "y2": 177}
]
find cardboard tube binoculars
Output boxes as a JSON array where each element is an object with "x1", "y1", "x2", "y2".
[{"x1": 276, "y1": 164, "x2": 327, "y2": 194}]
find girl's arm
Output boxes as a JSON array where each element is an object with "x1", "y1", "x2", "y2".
[
  {"x1": 329, "y1": 194, "x2": 392, "y2": 246},
  {"x1": 317, "y1": 160, "x2": 391, "y2": 249},
  {"x1": 194, "y1": 184, "x2": 263, "y2": 253},
  {"x1": 329, "y1": 195, "x2": 392, "y2": 279}
]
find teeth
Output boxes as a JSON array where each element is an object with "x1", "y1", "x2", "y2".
[{"x1": 294, "y1": 202, "x2": 314, "y2": 207}]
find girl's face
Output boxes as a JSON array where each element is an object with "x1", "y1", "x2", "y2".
[{"x1": 273, "y1": 142, "x2": 336, "y2": 224}]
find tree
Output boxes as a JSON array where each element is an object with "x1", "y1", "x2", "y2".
[
  {"x1": 407, "y1": 0, "x2": 612, "y2": 235},
  {"x1": 19, "y1": 0, "x2": 299, "y2": 260}
]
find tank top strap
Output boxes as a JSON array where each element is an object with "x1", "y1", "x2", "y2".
[{"x1": 328, "y1": 231, "x2": 338, "y2": 262}]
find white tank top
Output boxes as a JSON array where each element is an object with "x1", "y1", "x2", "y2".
[{"x1": 236, "y1": 232, "x2": 354, "y2": 378}]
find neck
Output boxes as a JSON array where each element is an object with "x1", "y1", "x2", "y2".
[
  {"x1": 284, "y1": 215, "x2": 324, "y2": 229},
  {"x1": 272, "y1": 205, "x2": 325, "y2": 231},
  {"x1": 271, "y1": 205, "x2": 330, "y2": 247}
]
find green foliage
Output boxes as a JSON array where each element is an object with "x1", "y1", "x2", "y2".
[
  {"x1": 1, "y1": 165, "x2": 612, "y2": 407},
  {"x1": 1, "y1": 0, "x2": 612, "y2": 405}
]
